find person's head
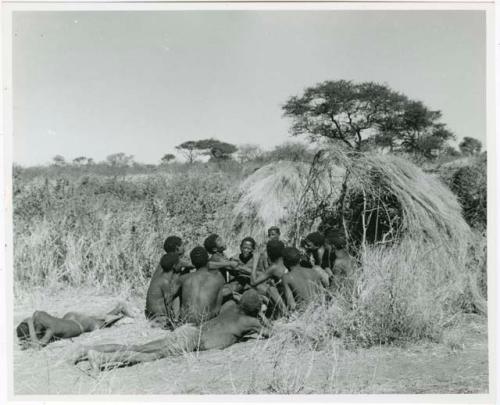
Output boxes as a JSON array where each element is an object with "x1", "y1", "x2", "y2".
[
  {"x1": 160, "y1": 252, "x2": 180, "y2": 272},
  {"x1": 267, "y1": 226, "x2": 281, "y2": 241},
  {"x1": 304, "y1": 232, "x2": 326, "y2": 252},
  {"x1": 239, "y1": 289, "x2": 262, "y2": 317},
  {"x1": 163, "y1": 236, "x2": 184, "y2": 256},
  {"x1": 190, "y1": 246, "x2": 209, "y2": 269},
  {"x1": 240, "y1": 237, "x2": 256, "y2": 258},
  {"x1": 329, "y1": 234, "x2": 347, "y2": 250},
  {"x1": 283, "y1": 247, "x2": 301, "y2": 269},
  {"x1": 266, "y1": 239, "x2": 285, "y2": 263},
  {"x1": 203, "y1": 234, "x2": 226, "y2": 254},
  {"x1": 16, "y1": 320, "x2": 41, "y2": 350}
]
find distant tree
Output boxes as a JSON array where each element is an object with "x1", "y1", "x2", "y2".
[
  {"x1": 195, "y1": 138, "x2": 238, "y2": 161},
  {"x1": 459, "y1": 137, "x2": 482, "y2": 156},
  {"x1": 106, "y1": 153, "x2": 134, "y2": 167},
  {"x1": 267, "y1": 142, "x2": 315, "y2": 162},
  {"x1": 52, "y1": 155, "x2": 66, "y2": 166},
  {"x1": 175, "y1": 141, "x2": 200, "y2": 164},
  {"x1": 160, "y1": 153, "x2": 176, "y2": 164},
  {"x1": 442, "y1": 146, "x2": 461, "y2": 158},
  {"x1": 237, "y1": 144, "x2": 263, "y2": 163},
  {"x1": 86, "y1": 158, "x2": 95, "y2": 165},
  {"x1": 282, "y1": 80, "x2": 455, "y2": 159},
  {"x1": 73, "y1": 156, "x2": 88, "y2": 165}
]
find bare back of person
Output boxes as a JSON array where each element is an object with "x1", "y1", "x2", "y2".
[
  {"x1": 282, "y1": 266, "x2": 326, "y2": 309},
  {"x1": 199, "y1": 301, "x2": 265, "y2": 350},
  {"x1": 145, "y1": 270, "x2": 181, "y2": 319},
  {"x1": 180, "y1": 267, "x2": 226, "y2": 324}
]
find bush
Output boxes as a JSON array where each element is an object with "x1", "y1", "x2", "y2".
[{"x1": 439, "y1": 154, "x2": 487, "y2": 230}]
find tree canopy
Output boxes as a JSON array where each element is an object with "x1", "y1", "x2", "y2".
[
  {"x1": 175, "y1": 138, "x2": 237, "y2": 163},
  {"x1": 106, "y1": 153, "x2": 134, "y2": 167},
  {"x1": 282, "y1": 80, "x2": 455, "y2": 159},
  {"x1": 459, "y1": 137, "x2": 482, "y2": 156},
  {"x1": 160, "y1": 153, "x2": 176, "y2": 164}
]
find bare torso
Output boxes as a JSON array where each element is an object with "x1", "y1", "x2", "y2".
[
  {"x1": 180, "y1": 268, "x2": 226, "y2": 324},
  {"x1": 199, "y1": 302, "x2": 264, "y2": 350}
]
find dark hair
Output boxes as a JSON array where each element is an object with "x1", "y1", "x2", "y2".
[
  {"x1": 160, "y1": 252, "x2": 180, "y2": 272},
  {"x1": 190, "y1": 246, "x2": 209, "y2": 269},
  {"x1": 163, "y1": 236, "x2": 182, "y2": 253},
  {"x1": 266, "y1": 239, "x2": 285, "y2": 263},
  {"x1": 203, "y1": 234, "x2": 219, "y2": 253},
  {"x1": 267, "y1": 226, "x2": 280, "y2": 236},
  {"x1": 283, "y1": 247, "x2": 301, "y2": 268},
  {"x1": 305, "y1": 232, "x2": 325, "y2": 247},
  {"x1": 16, "y1": 321, "x2": 30, "y2": 342},
  {"x1": 240, "y1": 237, "x2": 256, "y2": 250},
  {"x1": 239, "y1": 289, "x2": 262, "y2": 317}
]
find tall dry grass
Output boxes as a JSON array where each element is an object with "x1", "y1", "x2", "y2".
[{"x1": 14, "y1": 168, "x2": 239, "y2": 295}]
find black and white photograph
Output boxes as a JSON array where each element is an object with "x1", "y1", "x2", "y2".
[{"x1": 3, "y1": 2, "x2": 494, "y2": 399}]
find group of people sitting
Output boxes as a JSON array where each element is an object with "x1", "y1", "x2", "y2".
[{"x1": 16, "y1": 226, "x2": 353, "y2": 371}]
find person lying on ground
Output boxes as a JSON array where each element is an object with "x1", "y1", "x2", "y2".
[
  {"x1": 72, "y1": 290, "x2": 271, "y2": 371},
  {"x1": 145, "y1": 252, "x2": 186, "y2": 329},
  {"x1": 250, "y1": 239, "x2": 288, "y2": 317},
  {"x1": 16, "y1": 302, "x2": 134, "y2": 350},
  {"x1": 281, "y1": 247, "x2": 329, "y2": 311},
  {"x1": 303, "y1": 231, "x2": 334, "y2": 284},
  {"x1": 179, "y1": 246, "x2": 233, "y2": 324}
]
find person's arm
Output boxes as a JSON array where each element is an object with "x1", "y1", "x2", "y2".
[
  {"x1": 250, "y1": 266, "x2": 274, "y2": 287},
  {"x1": 207, "y1": 259, "x2": 238, "y2": 270},
  {"x1": 28, "y1": 316, "x2": 53, "y2": 348}
]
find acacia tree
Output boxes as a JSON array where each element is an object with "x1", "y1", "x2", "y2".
[
  {"x1": 160, "y1": 153, "x2": 176, "y2": 164},
  {"x1": 282, "y1": 80, "x2": 408, "y2": 150},
  {"x1": 52, "y1": 155, "x2": 66, "y2": 166},
  {"x1": 195, "y1": 138, "x2": 238, "y2": 161},
  {"x1": 175, "y1": 141, "x2": 200, "y2": 164},
  {"x1": 282, "y1": 80, "x2": 455, "y2": 159},
  {"x1": 459, "y1": 137, "x2": 482, "y2": 156},
  {"x1": 106, "y1": 153, "x2": 134, "y2": 167}
]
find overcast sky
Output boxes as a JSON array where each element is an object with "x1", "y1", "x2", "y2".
[{"x1": 13, "y1": 10, "x2": 485, "y2": 166}]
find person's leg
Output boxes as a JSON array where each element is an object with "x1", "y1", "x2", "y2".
[
  {"x1": 87, "y1": 349, "x2": 161, "y2": 370},
  {"x1": 73, "y1": 325, "x2": 200, "y2": 367},
  {"x1": 106, "y1": 301, "x2": 134, "y2": 318}
]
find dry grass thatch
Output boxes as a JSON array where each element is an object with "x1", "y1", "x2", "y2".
[{"x1": 229, "y1": 159, "x2": 345, "y2": 244}]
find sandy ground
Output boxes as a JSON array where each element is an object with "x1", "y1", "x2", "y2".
[{"x1": 13, "y1": 288, "x2": 489, "y2": 395}]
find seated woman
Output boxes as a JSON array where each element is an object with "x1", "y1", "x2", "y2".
[
  {"x1": 72, "y1": 290, "x2": 271, "y2": 371},
  {"x1": 16, "y1": 302, "x2": 134, "y2": 349}
]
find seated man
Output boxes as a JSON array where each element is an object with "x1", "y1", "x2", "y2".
[
  {"x1": 145, "y1": 252, "x2": 185, "y2": 329},
  {"x1": 179, "y1": 246, "x2": 230, "y2": 324},
  {"x1": 204, "y1": 233, "x2": 251, "y2": 293},
  {"x1": 16, "y1": 302, "x2": 133, "y2": 350},
  {"x1": 281, "y1": 247, "x2": 328, "y2": 311},
  {"x1": 250, "y1": 239, "x2": 288, "y2": 317},
  {"x1": 257, "y1": 226, "x2": 282, "y2": 271},
  {"x1": 230, "y1": 236, "x2": 264, "y2": 291},
  {"x1": 328, "y1": 234, "x2": 355, "y2": 292},
  {"x1": 151, "y1": 236, "x2": 194, "y2": 279},
  {"x1": 73, "y1": 290, "x2": 270, "y2": 371},
  {"x1": 303, "y1": 231, "x2": 334, "y2": 284}
]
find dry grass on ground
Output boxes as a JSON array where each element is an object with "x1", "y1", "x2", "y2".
[{"x1": 13, "y1": 288, "x2": 488, "y2": 395}]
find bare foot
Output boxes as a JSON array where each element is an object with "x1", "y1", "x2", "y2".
[{"x1": 71, "y1": 346, "x2": 89, "y2": 365}]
